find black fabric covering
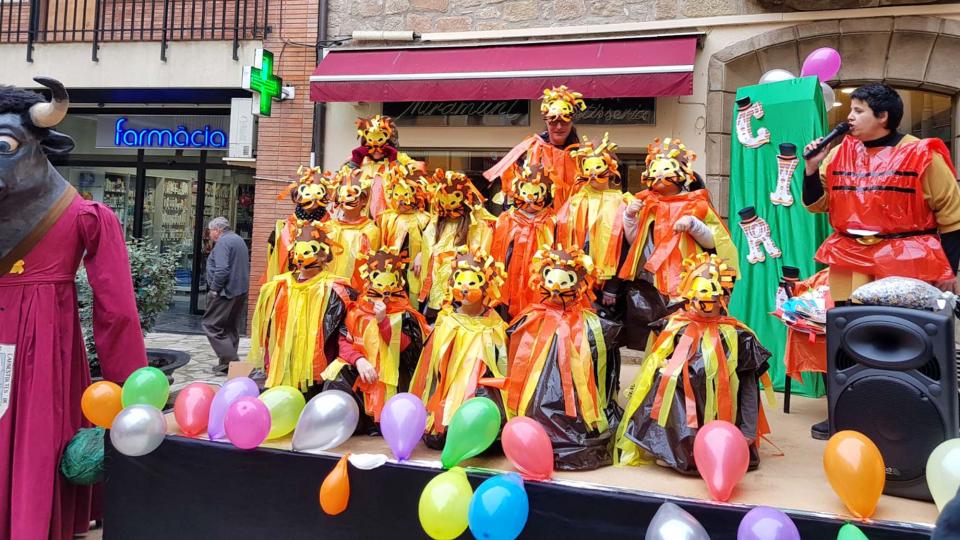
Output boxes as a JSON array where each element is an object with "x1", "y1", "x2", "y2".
[{"x1": 104, "y1": 436, "x2": 931, "y2": 539}]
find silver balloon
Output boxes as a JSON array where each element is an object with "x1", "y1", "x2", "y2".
[
  {"x1": 110, "y1": 404, "x2": 167, "y2": 457},
  {"x1": 292, "y1": 390, "x2": 359, "y2": 453},
  {"x1": 758, "y1": 69, "x2": 796, "y2": 84},
  {"x1": 821, "y1": 82, "x2": 837, "y2": 111},
  {"x1": 645, "y1": 502, "x2": 711, "y2": 540}
]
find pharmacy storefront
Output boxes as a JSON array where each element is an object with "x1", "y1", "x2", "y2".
[{"x1": 53, "y1": 110, "x2": 255, "y2": 315}]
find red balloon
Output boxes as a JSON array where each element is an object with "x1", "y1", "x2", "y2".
[
  {"x1": 693, "y1": 420, "x2": 750, "y2": 502},
  {"x1": 174, "y1": 383, "x2": 216, "y2": 437},
  {"x1": 502, "y1": 417, "x2": 554, "y2": 481}
]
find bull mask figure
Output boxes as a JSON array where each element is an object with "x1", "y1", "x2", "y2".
[{"x1": 0, "y1": 77, "x2": 75, "y2": 261}]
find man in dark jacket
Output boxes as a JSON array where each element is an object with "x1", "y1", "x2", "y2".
[{"x1": 203, "y1": 216, "x2": 250, "y2": 374}]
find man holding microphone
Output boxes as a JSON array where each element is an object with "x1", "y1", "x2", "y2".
[
  {"x1": 802, "y1": 83, "x2": 960, "y2": 439},
  {"x1": 803, "y1": 83, "x2": 960, "y2": 301}
]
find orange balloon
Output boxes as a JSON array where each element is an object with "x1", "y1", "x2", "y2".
[
  {"x1": 320, "y1": 454, "x2": 351, "y2": 516},
  {"x1": 823, "y1": 430, "x2": 886, "y2": 519},
  {"x1": 81, "y1": 381, "x2": 123, "y2": 428}
]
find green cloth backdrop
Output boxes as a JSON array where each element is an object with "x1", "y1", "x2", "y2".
[{"x1": 727, "y1": 76, "x2": 832, "y2": 397}]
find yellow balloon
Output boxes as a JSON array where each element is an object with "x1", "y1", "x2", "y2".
[
  {"x1": 258, "y1": 386, "x2": 306, "y2": 440},
  {"x1": 418, "y1": 467, "x2": 472, "y2": 540},
  {"x1": 927, "y1": 438, "x2": 960, "y2": 511}
]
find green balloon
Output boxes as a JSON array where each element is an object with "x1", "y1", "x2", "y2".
[
  {"x1": 259, "y1": 385, "x2": 306, "y2": 440},
  {"x1": 440, "y1": 397, "x2": 501, "y2": 469},
  {"x1": 121, "y1": 367, "x2": 170, "y2": 410},
  {"x1": 837, "y1": 523, "x2": 869, "y2": 540}
]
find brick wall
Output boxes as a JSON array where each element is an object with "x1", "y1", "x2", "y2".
[{"x1": 247, "y1": 0, "x2": 319, "y2": 324}]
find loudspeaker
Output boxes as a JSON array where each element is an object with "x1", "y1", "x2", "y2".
[{"x1": 827, "y1": 305, "x2": 959, "y2": 501}]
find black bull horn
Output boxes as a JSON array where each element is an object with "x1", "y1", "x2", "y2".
[{"x1": 29, "y1": 76, "x2": 69, "y2": 128}]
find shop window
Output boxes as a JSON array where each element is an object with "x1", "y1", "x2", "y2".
[{"x1": 828, "y1": 87, "x2": 953, "y2": 154}]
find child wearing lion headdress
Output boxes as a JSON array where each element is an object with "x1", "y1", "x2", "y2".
[
  {"x1": 321, "y1": 247, "x2": 429, "y2": 434},
  {"x1": 348, "y1": 114, "x2": 425, "y2": 219},
  {"x1": 615, "y1": 254, "x2": 774, "y2": 475},
  {"x1": 410, "y1": 246, "x2": 508, "y2": 449}
]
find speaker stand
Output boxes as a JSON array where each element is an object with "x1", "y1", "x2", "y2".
[{"x1": 783, "y1": 375, "x2": 792, "y2": 413}]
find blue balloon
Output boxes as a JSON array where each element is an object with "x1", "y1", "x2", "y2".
[{"x1": 468, "y1": 473, "x2": 529, "y2": 540}]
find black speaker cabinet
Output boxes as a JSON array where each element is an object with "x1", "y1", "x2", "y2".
[{"x1": 827, "y1": 305, "x2": 959, "y2": 501}]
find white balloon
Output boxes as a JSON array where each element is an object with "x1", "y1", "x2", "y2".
[
  {"x1": 759, "y1": 69, "x2": 796, "y2": 84},
  {"x1": 821, "y1": 82, "x2": 837, "y2": 111},
  {"x1": 292, "y1": 390, "x2": 359, "y2": 453},
  {"x1": 110, "y1": 405, "x2": 167, "y2": 457}
]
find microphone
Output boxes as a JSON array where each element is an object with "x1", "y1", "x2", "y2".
[{"x1": 803, "y1": 122, "x2": 850, "y2": 160}]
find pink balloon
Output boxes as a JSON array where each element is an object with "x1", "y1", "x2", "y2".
[
  {"x1": 224, "y1": 396, "x2": 272, "y2": 450},
  {"x1": 801, "y1": 47, "x2": 841, "y2": 82},
  {"x1": 174, "y1": 383, "x2": 216, "y2": 438},
  {"x1": 380, "y1": 393, "x2": 427, "y2": 461},
  {"x1": 207, "y1": 377, "x2": 259, "y2": 441},
  {"x1": 502, "y1": 417, "x2": 554, "y2": 481},
  {"x1": 693, "y1": 420, "x2": 750, "y2": 502}
]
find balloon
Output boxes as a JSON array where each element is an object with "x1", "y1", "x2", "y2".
[
  {"x1": 737, "y1": 506, "x2": 800, "y2": 540},
  {"x1": 120, "y1": 366, "x2": 170, "y2": 410},
  {"x1": 224, "y1": 396, "x2": 271, "y2": 450},
  {"x1": 292, "y1": 390, "x2": 359, "y2": 453},
  {"x1": 440, "y1": 397, "x2": 501, "y2": 469},
  {"x1": 927, "y1": 438, "x2": 960, "y2": 511},
  {"x1": 109, "y1": 404, "x2": 167, "y2": 457},
  {"x1": 81, "y1": 381, "x2": 123, "y2": 428},
  {"x1": 821, "y1": 83, "x2": 837, "y2": 112},
  {"x1": 645, "y1": 502, "x2": 710, "y2": 540},
  {"x1": 823, "y1": 431, "x2": 885, "y2": 519},
  {"x1": 319, "y1": 454, "x2": 351, "y2": 515},
  {"x1": 173, "y1": 382, "x2": 215, "y2": 437},
  {"x1": 258, "y1": 385, "x2": 306, "y2": 440},
  {"x1": 693, "y1": 420, "x2": 750, "y2": 502},
  {"x1": 758, "y1": 69, "x2": 796, "y2": 84},
  {"x1": 207, "y1": 377, "x2": 259, "y2": 441},
  {"x1": 502, "y1": 416, "x2": 554, "y2": 481},
  {"x1": 380, "y1": 392, "x2": 427, "y2": 461},
  {"x1": 801, "y1": 47, "x2": 842, "y2": 82},
  {"x1": 837, "y1": 523, "x2": 869, "y2": 540},
  {"x1": 419, "y1": 467, "x2": 473, "y2": 540},
  {"x1": 468, "y1": 473, "x2": 529, "y2": 540}
]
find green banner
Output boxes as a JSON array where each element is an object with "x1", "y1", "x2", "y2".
[{"x1": 727, "y1": 76, "x2": 832, "y2": 397}]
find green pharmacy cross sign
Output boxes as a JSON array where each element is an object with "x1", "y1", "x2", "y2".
[{"x1": 242, "y1": 49, "x2": 283, "y2": 117}]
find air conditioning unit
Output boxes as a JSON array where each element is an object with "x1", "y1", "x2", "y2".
[{"x1": 229, "y1": 98, "x2": 256, "y2": 159}]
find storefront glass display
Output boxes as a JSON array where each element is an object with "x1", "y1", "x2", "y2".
[{"x1": 829, "y1": 87, "x2": 952, "y2": 154}]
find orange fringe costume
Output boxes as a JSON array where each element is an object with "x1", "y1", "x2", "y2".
[
  {"x1": 420, "y1": 169, "x2": 496, "y2": 311},
  {"x1": 349, "y1": 115, "x2": 425, "y2": 220},
  {"x1": 327, "y1": 166, "x2": 381, "y2": 288},
  {"x1": 619, "y1": 138, "x2": 738, "y2": 298},
  {"x1": 321, "y1": 248, "x2": 429, "y2": 423},
  {"x1": 491, "y1": 162, "x2": 557, "y2": 318},
  {"x1": 410, "y1": 246, "x2": 508, "y2": 449},
  {"x1": 377, "y1": 161, "x2": 433, "y2": 308},
  {"x1": 506, "y1": 245, "x2": 622, "y2": 470},
  {"x1": 484, "y1": 86, "x2": 587, "y2": 210},
  {"x1": 781, "y1": 268, "x2": 831, "y2": 382},
  {"x1": 615, "y1": 254, "x2": 775, "y2": 474},
  {"x1": 556, "y1": 133, "x2": 632, "y2": 283},
  {"x1": 265, "y1": 166, "x2": 333, "y2": 282},
  {"x1": 248, "y1": 221, "x2": 354, "y2": 390}
]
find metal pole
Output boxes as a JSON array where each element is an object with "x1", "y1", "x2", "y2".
[
  {"x1": 160, "y1": 0, "x2": 169, "y2": 61},
  {"x1": 232, "y1": 0, "x2": 240, "y2": 60},
  {"x1": 25, "y1": 0, "x2": 39, "y2": 62},
  {"x1": 312, "y1": 0, "x2": 328, "y2": 168}
]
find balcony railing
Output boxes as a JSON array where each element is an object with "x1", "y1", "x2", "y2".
[{"x1": 0, "y1": 0, "x2": 270, "y2": 62}]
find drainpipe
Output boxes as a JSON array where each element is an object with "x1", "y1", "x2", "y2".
[{"x1": 312, "y1": 0, "x2": 329, "y2": 169}]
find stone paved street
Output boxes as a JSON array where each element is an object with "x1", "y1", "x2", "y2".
[{"x1": 145, "y1": 332, "x2": 252, "y2": 392}]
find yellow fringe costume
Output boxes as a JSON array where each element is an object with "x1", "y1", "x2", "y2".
[
  {"x1": 328, "y1": 166, "x2": 382, "y2": 285},
  {"x1": 377, "y1": 161, "x2": 433, "y2": 308},
  {"x1": 556, "y1": 134, "x2": 632, "y2": 282},
  {"x1": 420, "y1": 169, "x2": 496, "y2": 311},
  {"x1": 265, "y1": 166, "x2": 332, "y2": 282},
  {"x1": 410, "y1": 247, "x2": 508, "y2": 449}
]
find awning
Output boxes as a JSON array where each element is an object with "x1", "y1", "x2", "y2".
[{"x1": 310, "y1": 36, "x2": 698, "y2": 103}]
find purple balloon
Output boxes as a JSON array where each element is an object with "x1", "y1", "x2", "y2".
[
  {"x1": 379, "y1": 393, "x2": 427, "y2": 460},
  {"x1": 224, "y1": 397, "x2": 272, "y2": 450},
  {"x1": 207, "y1": 377, "x2": 259, "y2": 440},
  {"x1": 801, "y1": 47, "x2": 841, "y2": 82},
  {"x1": 737, "y1": 506, "x2": 800, "y2": 540}
]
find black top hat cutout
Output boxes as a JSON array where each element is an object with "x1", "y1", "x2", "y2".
[
  {"x1": 778, "y1": 143, "x2": 797, "y2": 158},
  {"x1": 738, "y1": 206, "x2": 758, "y2": 221},
  {"x1": 736, "y1": 96, "x2": 752, "y2": 108},
  {"x1": 782, "y1": 266, "x2": 800, "y2": 280}
]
